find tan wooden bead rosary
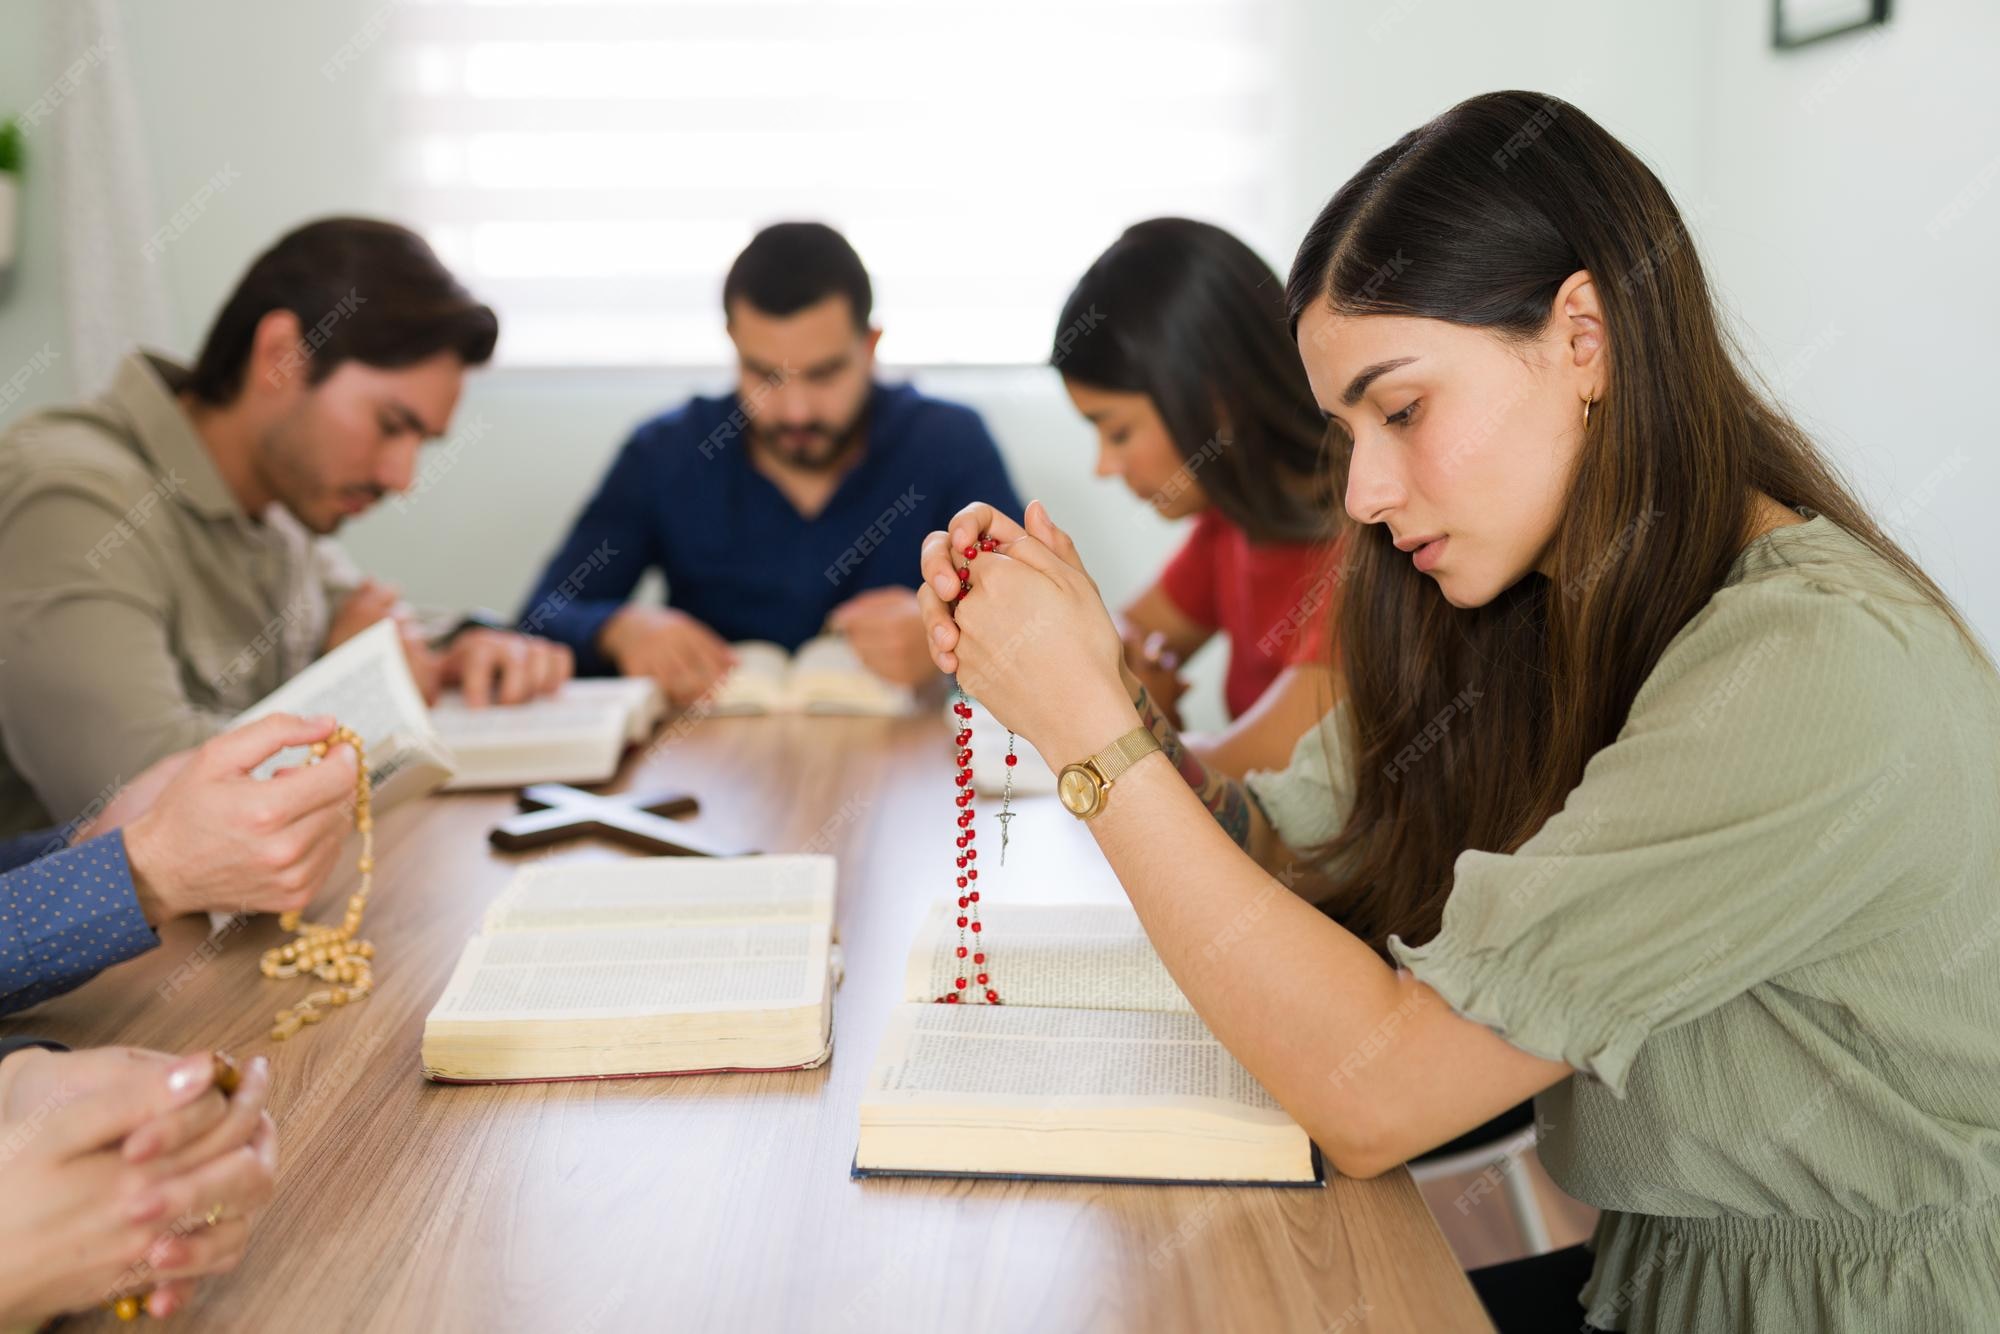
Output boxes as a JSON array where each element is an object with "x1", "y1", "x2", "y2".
[{"x1": 258, "y1": 726, "x2": 377, "y2": 1040}]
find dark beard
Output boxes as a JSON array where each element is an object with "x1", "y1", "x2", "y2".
[{"x1": 749, "y1": 411, "x2": 866, "y2": 473}]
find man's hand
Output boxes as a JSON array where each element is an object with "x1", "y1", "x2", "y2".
[
  {"x1": 70, "y1": 749, "x2": 195, "y2": 845},
  {"x1": 828, "y1": 587, "x2": 937, "y2": 688},
  {"x1": 438, "y1": 629, "x2": 574, "y2": 708},
  {"x1": 121, "y1": 714, "x2": 359, "y2": 924},
  {"x1": 397, "y1": 621, "x2": 446, "y2": 705},
  {"x1": 324, "y1": 580, "x2": 449, "y2": 703},
  {"x1": 598, "y1": 606, "x2": 737, "y2": 706},
  {"x1": 322, "y1": 579, "x2": 401, "y2": 654}
]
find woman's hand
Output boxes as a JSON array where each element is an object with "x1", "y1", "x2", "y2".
[
  {"x1": 920, "y1": 502, "x2": 1055, "y2": 674},
  {"x1": 916, "y1": 501, "x2": 1139, "y2": 765},
  {"x1": 1122, "y1": 629, "x2": 1188, "y2": 729},
  {"x1": 0, "y1": 1047, "x2": 278, "y2": 1325}
]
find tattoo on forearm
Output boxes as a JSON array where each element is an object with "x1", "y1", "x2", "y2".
[{"x1": 1131, "y1": 683, "x2": 1253, "y2": 848}]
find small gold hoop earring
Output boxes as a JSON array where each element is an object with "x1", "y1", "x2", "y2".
[{"x1": 1583, "y1": 391, "x2": 1594, "y2": 427}]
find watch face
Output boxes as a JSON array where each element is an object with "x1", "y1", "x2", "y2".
[{"x1": 1057, "y1": 766, "x2": 1101, "y2": 816}]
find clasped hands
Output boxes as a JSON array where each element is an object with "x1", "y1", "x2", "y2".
[
  {"x1": 0, "y1": 1046, "x2": 279, "y2": 1324},
  {"x1": 917, "y1": 500, "x2": 1140, "y2": 766}
]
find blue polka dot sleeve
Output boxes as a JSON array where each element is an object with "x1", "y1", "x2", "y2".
[
  {"x1": 0, "y1": 828, "x2": 67, "y2": 874},
  {"x1": 0, "y1": 830, "x2": 159, "y2": 1016}
]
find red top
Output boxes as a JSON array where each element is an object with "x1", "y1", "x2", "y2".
[{"x1": 1156, "y1": 510, "x2": 1340, "y2": 719}]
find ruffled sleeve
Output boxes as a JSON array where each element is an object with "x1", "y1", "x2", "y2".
[
  {"x1": 1244, "y1": 698, "x2": 1360, "y2": 852},
  {"x1": 1389, "y1": 577, "x2": 1960, "y2": 1096}
]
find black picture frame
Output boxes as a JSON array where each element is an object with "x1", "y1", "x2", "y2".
[{"x1": 1773, "y1": 0, "x2": 1892, "y2": 49}]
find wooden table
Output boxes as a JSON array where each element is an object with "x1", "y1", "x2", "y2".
[{"x1": 15, "y1": 711, "x2": 1491, "y2": 1334}]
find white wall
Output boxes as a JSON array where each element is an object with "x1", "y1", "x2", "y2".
[
  {"x1": 1, "y1": 0, "x2": 1992, "y2": 731},
  {"x1": 1279, "y1": 1, "x2": 1705, "y2": 233},
  {"x1": 1279, "y1": 0, "x2": 1997, "y2": 649},
  {"x1": 1692, "y1": 0, "x2": 2000, "y2": 647}
]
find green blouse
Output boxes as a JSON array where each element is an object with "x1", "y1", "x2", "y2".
[{"x1": 1245, "y1": 518, "x2": 2000, "y2": 1332}]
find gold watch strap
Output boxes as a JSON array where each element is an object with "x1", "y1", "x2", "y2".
[{"x1": 1092, "y1": 726, "x2": 1163, "y2": 785}]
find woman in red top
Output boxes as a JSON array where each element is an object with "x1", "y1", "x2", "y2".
[{"x1": 1053, "y1": 218, "x2": 1339, "y2": 774}]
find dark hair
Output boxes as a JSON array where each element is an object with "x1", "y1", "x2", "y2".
[
  {"x1": 1053, "y1": 218, "x2": 1329, "y2": 544},
  {"x1": 723, "y1": 222, "x2": 872, "y2": 328},
  {"x1": 1282, "y1": 91, "x2": 1979, "y2": 958},
  {"x1": 187, "y1": 217, "x2": 497, "y2": 405}
]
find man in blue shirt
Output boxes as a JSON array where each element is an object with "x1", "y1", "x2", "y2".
[{"x1": 518, "y1": 223, "x2": 1023, "y2": 703}]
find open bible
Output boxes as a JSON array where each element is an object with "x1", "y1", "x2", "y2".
[
  {"x1": 421, "y1": 855, "x2": 837, "y2": 1083},
  {"x1": 233, "y1": 617, "x2": 455, "y2": 813},
  {"x1": 209, "y1": 620, "x2": 455, "y2": 934},
  {"x1": 711, "y1": 635, "x2": 914, "y2": 716},
  {"x1": 431, "y1": 676, "x2": 664, "y2": 790},
  {"x1": 854, "y1": 901, "x2": 1321, "y2": 1186}
]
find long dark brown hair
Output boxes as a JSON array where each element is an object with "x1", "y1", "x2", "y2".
[
  {"x1": 1284, "y1": 91, "x2": 1980, "y2": 957},
  {"x1": 1055, "y1": 218, "x2": 1330, "y2": 543}
]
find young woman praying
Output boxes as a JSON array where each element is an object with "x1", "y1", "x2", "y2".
[
  {"x1": 1053, "y1": 218, "x2": 1340, "y2": 775},
  {"x1": 917, "y1": 91, "x2": 2000, "y2": 1333}
]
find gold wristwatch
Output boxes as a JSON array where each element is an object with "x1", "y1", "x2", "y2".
[{"x1": 1056, "y1": 726, "x2": 1163, "y2": 820}]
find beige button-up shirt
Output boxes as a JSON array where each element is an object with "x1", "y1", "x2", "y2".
[{"x1": 0, "y1": 352, "x2": 360, "y2": 833}]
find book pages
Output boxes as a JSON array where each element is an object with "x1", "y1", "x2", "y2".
[
  {"x1": 431, "y1": 921, "x2": 828, "y2": 1019},
  {"x1": 710, "y1": 635, "x2": 914, "y2": 715},
  {"x1": 433, "y1": 696, "x2": 626, "y2": 739},
  {"x1": 874, "y1": 1003, "x2": 1279, "y2": 1110},
  {"x1": 213, "y1": 619, "x2": 452, "y2": 932},
  {"x1": 430, "y1": 676, "x2": 662, "y2": 789},
  {"x1": 422, "y1": 856, "x2": 839, "y2": 1080},
  {"x1": 711, "y1": 641, "x2": 795, "y2": 713},
  {"x1": 557, "y1": 676, "x2": 665, "y2": 741},
  {"x1": 794, "y1": 634, "x2": 914, "y2": 714},
  {"x1": 484, "y1": 855, "x2": 836, "y2": 933},
  {"x1": 903, "y1": 900, "x2": 1194, "y2": 1013},
  {"x1": 232, "y1": 618, "x2": 453, "y2": 810}
]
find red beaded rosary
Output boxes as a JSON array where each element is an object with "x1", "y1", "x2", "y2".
[{"x1": 938, "y1": 535, "x2": 1017, "y2": 1006}]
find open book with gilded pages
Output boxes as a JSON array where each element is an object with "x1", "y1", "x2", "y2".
[
  {"x1": 211, "y1": 620, "x2": 456, "y2": 932},
  {"x1": 431, "y1": 676, "x2": 664, "y2": 790},
  {"x1": 711, "y1": 635, "x2": 914, "y2": 716},
  {"x1": 855, "y1": 901, "x2": 1321, "y2": 1186},
  {"x1": 232, "y1": 618, "x2": 455, "y2": 812},
  {"x1": 422, "y1": 855, "x2": 837, "y2": 1083}
]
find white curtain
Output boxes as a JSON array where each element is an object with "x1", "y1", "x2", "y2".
[{"x1": 46, "y1": 0, "x2": 171, "y2": 394}]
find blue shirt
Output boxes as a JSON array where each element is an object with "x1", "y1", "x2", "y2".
[
  {"x1": 1, "y1": 828, "x2": 157, "y2": 1016},
  {"x1": 517, "y1": 381, "x2": 1023, "y2": 672}
]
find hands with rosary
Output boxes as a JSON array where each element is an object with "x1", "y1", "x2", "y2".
[
  {"x1": 74, "y1": 714, "x2": 361, "y2": 928},
  {"x1": 919, "y1": 502, "x2": 1152, "y2": 1007},
  {"x1": 0, "y1": 1047, "x2": 277, "y2": 1325},
  {"x1": 917, "y1": 500, "x2": 1144, "y2": 776}
]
